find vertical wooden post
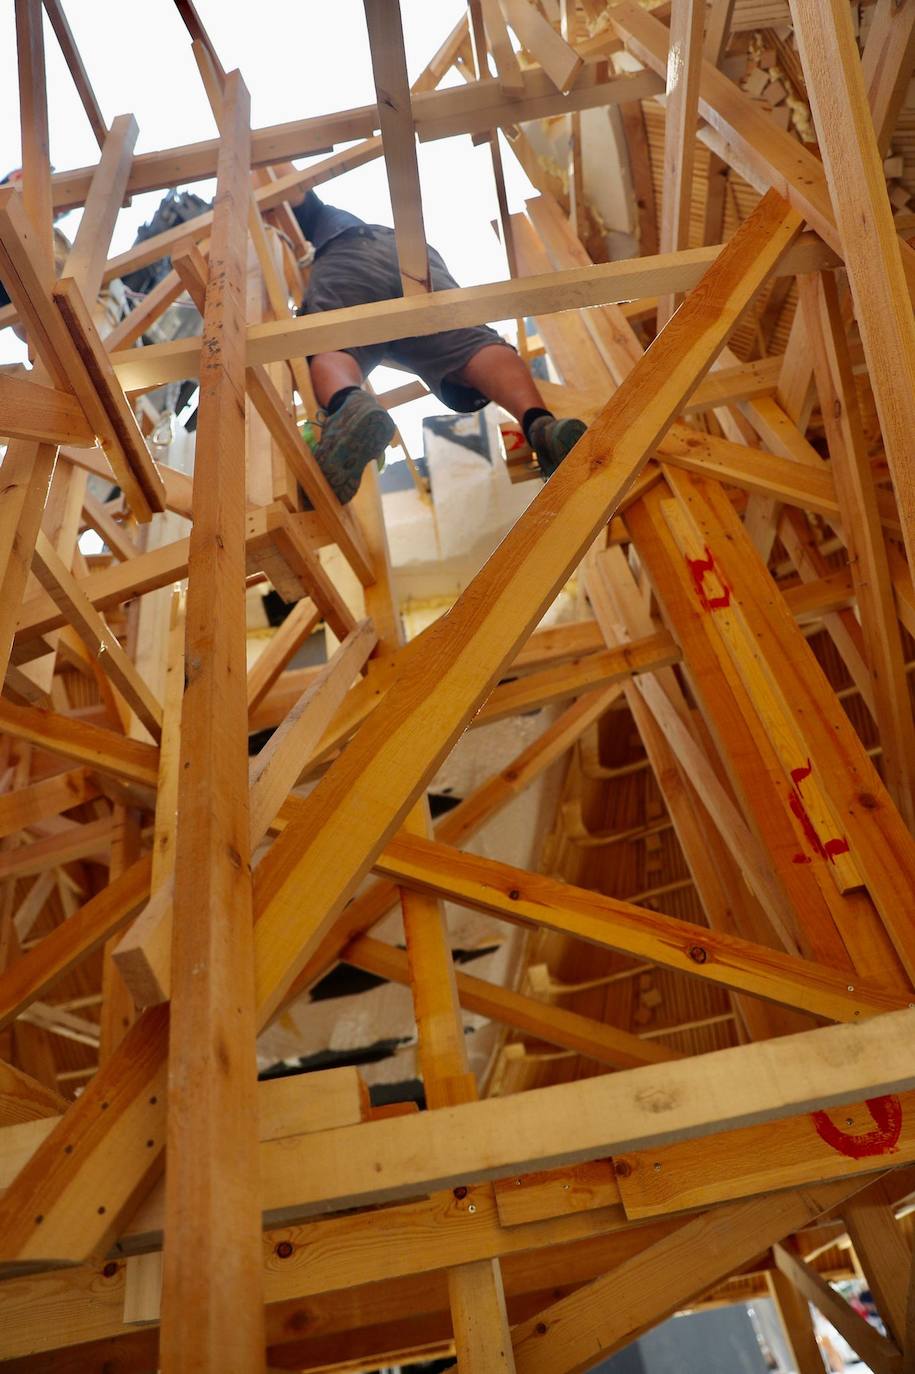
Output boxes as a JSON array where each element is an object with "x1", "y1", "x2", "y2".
[
  {"x1": 657, "y1": 0, "x2": 705, "y2": 327},
  {"x1": 352, "y1": 466, "x2": 517, "y2": 1371},
  {"x1": 159, "y1": 71, "x2": 265, "y2": 1374}
]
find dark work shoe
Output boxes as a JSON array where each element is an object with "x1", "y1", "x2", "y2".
[
  {"x1": 528, "y1": 415, "x2": 587, "y2": 481},
  {"x1": 307, "y1": 390, "x2": 396, "y2": 506}
]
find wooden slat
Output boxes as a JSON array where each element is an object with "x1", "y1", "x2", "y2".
[
  {"x1": 158, "y1": 70, "x2": 265, "y2": 1374},
  {"x1": 861, "y1": 0, "x2": 915, "y2": 156}
]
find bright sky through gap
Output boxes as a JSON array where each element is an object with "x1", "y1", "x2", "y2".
[{"x1": 0, "y1": 0, "x2": 538, "y2": 453}]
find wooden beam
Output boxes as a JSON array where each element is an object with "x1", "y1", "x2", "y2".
[
  {"x1": 0, "y1": 700, "x2": 159, "y2": 787},
  {"x1": 107, "y1": 233, "x2": 838, "y2": 389},
  {"x1": 798, "y1": 269, "x2": 915, "y2": 829},
  {"x1": 0, "y1": 768, "x2": 100, "y2": 842},
  {"x1": 31, "y1": 531, "x2": 164, "y2": 741},
  {"x1": 773, "y1": 1242, "x2": 903, "y2": 1374},
  {"x1": 345, "y1": 934, "x2": 681, "y2": 1068},
  {"x1": 246, "y1": 600, "x2": 321, "y2": 713},
  {"x1": 498, "y1": 0, "x2": 583, "y2": 92},
  {"x1": 861, "y1": 0, "x2": 915, "y2": 156},
  {"x1": 41, "y1": 0, "x2": 107, "y2": 149},
  {"x1": 0, "y1": 373, "x2": 95, "y2": 447},
  {"x1": 373, "y1": 833, "x2": 907, "y2": 1022},
  {"x1": 788, "y1": 0, "x2": 915, "y2": 585},
  {"x1": 159, "y1": 69, "x2": 265, "y2": 1374},
  {"x1": 363, "y1": 0, "x2": 431, "y2": 294},
  {"x1": 511, "y1": 1182, "x2": 869, "y2": 1374},
  {"x1": 767, "y1": 1268, "x2": 834, "y2": 1374},
  {"x1": 657, "y1": 0, "x2": 705, "y2": 326},
  {"x1": 46, "y1": 54, "x2": 646, "y2": 212},
  {"x1": 0, "y1": 858, "x2": 150, "y2": 1030},
  {"x1": 841, "y1": 1173, "x2": 912, "y2": 1348}
]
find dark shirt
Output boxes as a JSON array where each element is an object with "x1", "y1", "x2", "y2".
[{"x1": 292, "y1": 190, "x2": 365, "y2": 254}]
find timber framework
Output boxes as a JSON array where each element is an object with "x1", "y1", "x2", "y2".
[{"x1": 1, "y1": 0, "x2": 915, "y2": 1370}]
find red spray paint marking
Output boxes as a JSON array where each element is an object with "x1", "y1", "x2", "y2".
[
  {"x1": 811, "y1": 1095, "x2": 903, "y2": 1159},
  {"x1": 686, "y1": 547, "x2": 731, "y2": 612},
  {"x1": 788, "y1": 758, "x2": 850, "y2": 865}
]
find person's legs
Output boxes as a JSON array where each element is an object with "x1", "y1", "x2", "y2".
[
  {"x1": 310, "y1": 350, "x2": 364, "y2": 408},
  {"x1": 452, "y1": 343, "x2": 545, "y2": 420},
  {"x1": 452, "y1": 343, "x2": 586, "y2": 480}
]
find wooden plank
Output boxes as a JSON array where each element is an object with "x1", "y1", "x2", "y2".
[
  {"x1": 0, "y1": 769, "x2": 100, "y2": 842},
  {"x1": 45, "y1": 51, "x2": 630, "y2": 212},
  {"x1": 80, "y1": 493, "x2": 138, "y2": 562},
  {"x1": 31, "y1": 532, "x2": 163, "y2": 741},
  {"x1": 482, "y1": 0, "x2": 525, "y2": 95},
  {"x1": 15, "y1": 0, "x2": 53, "y2": 270},
  {"x1": 41, "y1": 0, "x2": 108, "y2": 148},
  {"x1": 171, "y1": 231, "x2": 374, "y2": 588},
  {"x1": 246, "y1": 599, "x2": 321, "y2": 712},
  {"x1": 114, "y1": 619, "x2": 379, "y2": 1009},
  {"x1": 275, "y1": 683, "x2": 624, "y2": 1009},
  {"x1": 249, "y1": 619, "x2": 378, "y2": 844},
  {"x1": 861, "y1": 0, "x2": 915, "y2": 156},
  {"x1": 0, "y1": 858, "x2": 150, "y2": 1030},
  {"x1": 158, "y1": 70, "x2": 265, "y2": 1374},
  {"x1": 788, "y1": 0, "x2": 915, "y2": 588},
  {"x1": 0, "y1": 373, "x2": 95, "y2": 447},
  {"x1": 0, "y1": 701, "x2": 158, "y2": 787},
  {"x1": 107, "y1": 233, "x2": 838, "y2": 389},
  {"x1": 363, "y1": 0, "x2": 431, "y2": 294},
  {"x1": 767, "y1": 1268, "x2": 834, "y2": 1374},
  {"x1": 627, "y1": 483, "x2": 906, "y2": 985},
  {"x1": 0, "y1": 1059, "x2": 66, "y2": 1127},
  {"x1": 773, "y1": 1242, "x2": 903, "y2": 1374},
  {"x1": 841, "y1": 1173, "x2": 912, "y2": 1347},
  {"x1": 511, "y1": 1182, "x2": 867, "y2": 1374},
  {"x1": 0, "y1": 191, "x2": 158, "y2": 523},
  {"x1": 499, "y1": 0, "x2": 583, "y2": 92},
  {"x1": 345, "y1": 934, "x2": 680, "y2": 1068},
  {"x1": 0, "y1": 815, "x2": 112, "y2": 881},
  {"x1": 51, "y1": 278, "x2": 166, "y2": 519},
  {"x1": 667, "y1": 470, "x2": 915, "y2": 984},
  {"x1": 614, "y1": 1091, "x2": 915, "y2": 1219},
  {"x1": 60, "y1": 114, "x2": 138, "y2": 305},
  {"x1": 657, "y1": 0, "x2": 705, "y2": 327},
  {"x1": 493, "y1": 1159, "x2": 621, "y2": 1228},
  {"x1": 250, "y1": 192, "x2": 805, "y2": 1028},
  {"x1": 798, "y1": 269, "x2": 915, "y2": 829},
  {"x1": 373, "y1": 834, "x2": 907, "y2": 1022}
]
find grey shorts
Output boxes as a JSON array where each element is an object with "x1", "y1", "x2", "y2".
[{"x1": 302, "y1": 225, "x2": 513, "y2": 412}]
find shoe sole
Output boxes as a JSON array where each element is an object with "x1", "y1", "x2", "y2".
[{"x1": 314, "y1": 408, "x2": 396, "y2": 505}]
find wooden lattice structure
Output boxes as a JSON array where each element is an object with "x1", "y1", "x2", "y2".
[{"x1": 2, "y1": 0, "x2": 915, "y2": 1369}]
